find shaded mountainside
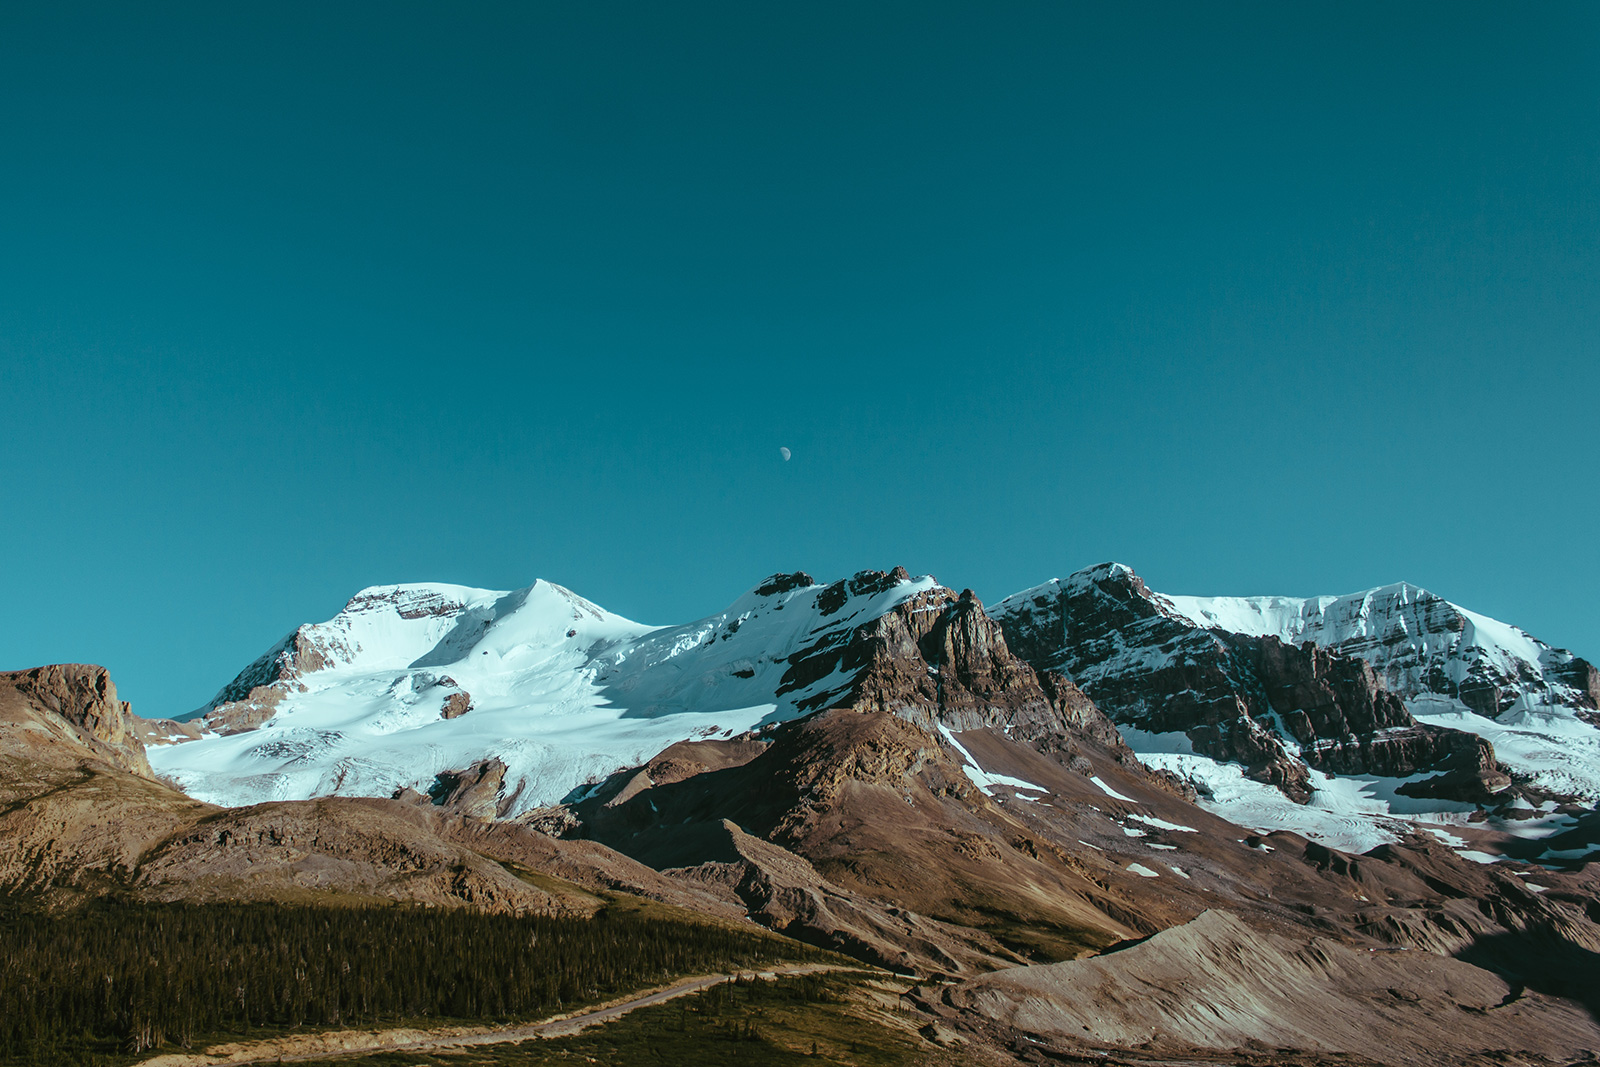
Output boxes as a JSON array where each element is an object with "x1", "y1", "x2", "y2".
[
  {"x1": 1163, "y1": 578, "x2": 1600, "y2": 721},
  {"x1": 991, "y1": 564, "x2": 1510, "y2": 803}
]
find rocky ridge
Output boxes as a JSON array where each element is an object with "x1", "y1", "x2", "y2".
[
  {"x1": 0, "y1": 664, "x2": 154, "y2": 777},
  {"x1": 990, "y1": 564, "x2": 1505, "y2": 803}
]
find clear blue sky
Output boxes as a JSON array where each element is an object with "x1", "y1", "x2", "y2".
[{"x1": 2, "y1": 2, "x2": 1596, "y2": 717}]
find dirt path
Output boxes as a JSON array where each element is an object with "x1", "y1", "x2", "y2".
[{"x1": 135, "y1": 963, "x2": 866, "y2": 1067}]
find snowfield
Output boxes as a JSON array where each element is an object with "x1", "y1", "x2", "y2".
[{"x1": 150, "y1": 573, "x2": 938, "y2": 815}]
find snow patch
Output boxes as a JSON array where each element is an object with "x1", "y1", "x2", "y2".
[
  {"x1": 1088, "y1": 775, "x2": 1136, "y2": 802},
  {"x1": 938, "y1": 725, "x2": 1050, "y2": 797}
]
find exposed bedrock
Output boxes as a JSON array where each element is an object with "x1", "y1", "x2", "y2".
[
  {"x1": 992, "y1": 564, "x2": 1506, "y2": 803},
  {"x1": 0, "y1": 664, "x2": 154, "y2": 777},
  {"x1": 782, "y1": 575, "x2": 1103, "y2": 742}
]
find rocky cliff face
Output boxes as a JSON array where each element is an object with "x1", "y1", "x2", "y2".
[
  {"x1": 1162, "y1": 578, "x2": 1599, "y2": 722},
  {"x1": 780, "y1": 571, "x2": 1079, "y2": 740},
  {"x1": 990, "y1": 564, "x2": 1504, "y2": 802},
  {"x1": 0, "y1": 664, "x2": 154, "y2": 777}
]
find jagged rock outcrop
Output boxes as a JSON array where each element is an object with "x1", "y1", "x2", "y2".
[
  {"x1": 992, "y1": 564, "x2": 1505, "y2": 802},
  {"x1": 781, "y1": 572, "x2": 1085, "y2": 741},
  {"x1": 1251, "y1": 638, "x2": 1503, "y2": 800},
  {"x1": 0, "y1": 664, "x2": 154, "y2": 777},
  {"x1": 440, "y1": 689, "x2": 473, "y2": 719},
  {"x1": 424, "y1": 758, "x2": 511, "y2": 818}
]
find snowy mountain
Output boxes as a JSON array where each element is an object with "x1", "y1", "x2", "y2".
[
  {"x1": 150, "y1": 568, "x2": 1072, "y2": 816},
  {"x1": 1161, "y1": 581, "x2": 1599, "y2": 722},
  {"x1": 151, "y1": 561, "x2": 1599, "y2": 860},
  {"x1": 991, "y1": 563, "x2": 1600, "y2": 852}
]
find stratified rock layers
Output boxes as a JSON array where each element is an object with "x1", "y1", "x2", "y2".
[{"x1": 992, "y1": 564, "x2": 1504, "y2": 801}]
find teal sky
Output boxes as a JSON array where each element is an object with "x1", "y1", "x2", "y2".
[{"x1": 2, "y1": 3, "x2": 1597, "y2": 716}]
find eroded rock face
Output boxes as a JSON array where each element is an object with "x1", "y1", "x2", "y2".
[
  {"x1": 1250, "y1": 638, "x2": 1503, "y2": 799},
  {"x1": 780, "y1": 579, "x2": 1077, "y2": 740},
  {"x1": 0, "y1": 664, "x2": 154, "y2": 777},
  {"x1": 572, "y1": 709, "x2": 1144, "y2": 972},
  {"x1": 991, "y1": 564, "x2": 1503, "y2": 802},
  {"x1": 440, "y1": 690, "x2": 473, "y2": 719},
  {"x1": 425, "y1": 758, "x2": 510, "y2": 819}
]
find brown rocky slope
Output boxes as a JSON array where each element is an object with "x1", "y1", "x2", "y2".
[{"x1": 0, "y1": 665, "x2": 733, "y2": 917}]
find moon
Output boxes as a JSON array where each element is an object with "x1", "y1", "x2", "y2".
[{"x1": 779, "y1": 446, "x2": 791, "y2": 462}]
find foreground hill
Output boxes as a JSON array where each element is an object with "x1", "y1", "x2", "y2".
[{"x1": 0, "y1": 664, "x2": 735, "y2": 917}]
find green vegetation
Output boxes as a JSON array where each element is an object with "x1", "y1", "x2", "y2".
[
  {"x1": 0, "y1": 899, "x2": 825, "y2": 1066},
  {"x1": 295, "y1": 972, "x2": 929, "y2": 1067}
]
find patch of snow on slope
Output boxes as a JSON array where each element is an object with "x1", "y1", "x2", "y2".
[
  {"x1": 1132, "y1": 751, "x2": 1409, "y2": 854},
  {"x1": 1088, "y1": 776, "x2": 1136, "y2": 802},
  {"x1": 937, "y1": 725, "x2": 1049, "y2": 796},
  {"x1": 1126, "y1": 813, "x2": 1197, "y2": 833}
]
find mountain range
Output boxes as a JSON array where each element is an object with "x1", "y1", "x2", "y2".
[
  {"x1": 150, "y1": 563, "x2": 1600, "y2": 863},
  {"x1": 6, "y1": 561, "x2": 1600, "y2": 1065}
]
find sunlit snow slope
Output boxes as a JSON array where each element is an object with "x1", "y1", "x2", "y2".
[{"x1": 150, "y1": 572, "x2": 938, "y2": 815}]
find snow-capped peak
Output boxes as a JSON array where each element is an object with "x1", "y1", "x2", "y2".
[{"x1": 151, "y1": 567, "x2": 941, "y2": 816}]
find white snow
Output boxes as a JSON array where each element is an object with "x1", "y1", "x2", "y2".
[
  {"x1": 1125, "y1": 813, "x2": 1198, "y2": 833},
  {"x1": 1126, "y1": 862, "x2": 1161, "y2": 878},
  {"x1": 1456, "y1": 850, "x2": 1507, "y2": 865},
  {"x1": 937, "y1": 725, "x2": 1050, "y2": 796},
  {"x1": 1421, "y1": 826, "x2": 1468, "y2": 848},
  {"x1": 1133, "y1": 750, "x2": 1415, "y2": 854},
  {"x1": 151, "y1": 571, "x2": 943, "y2": 816},
  {"x1": 1088, "y1": 775, "x2": 1136, "y2": 802}
]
